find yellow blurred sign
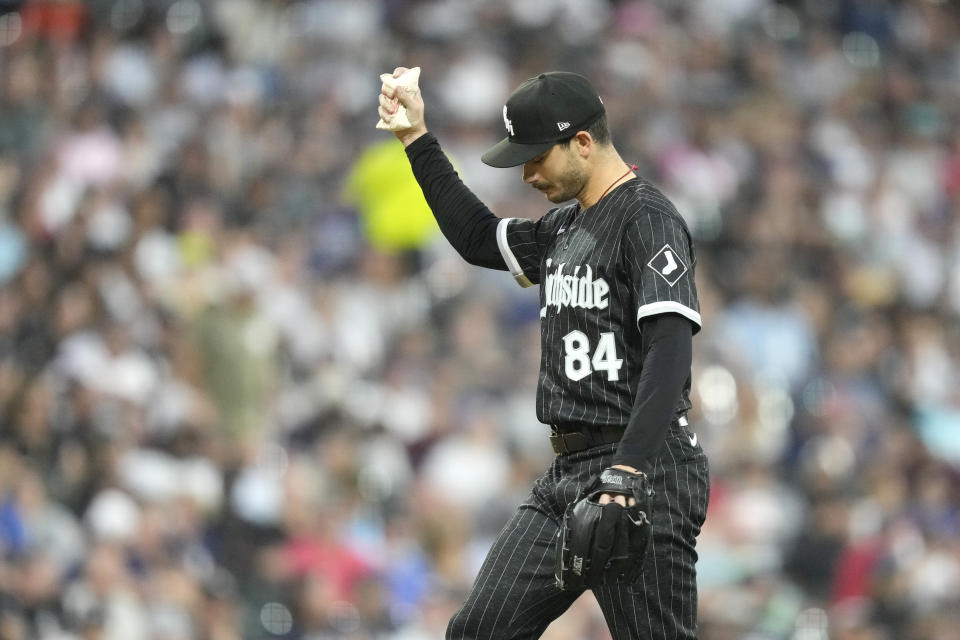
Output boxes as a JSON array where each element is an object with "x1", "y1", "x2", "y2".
[{"x1": 344, "y1": 139, "x2": 440, "y2": 251}]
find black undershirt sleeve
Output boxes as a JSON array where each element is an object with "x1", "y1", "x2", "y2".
[
  {"x1": 404, "y1": 133, "x2": 507, "y2": 270},
  {"x1": 612, "y1": 313, "x2": 693, "y2": 474}
]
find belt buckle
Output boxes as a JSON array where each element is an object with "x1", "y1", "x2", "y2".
[
  {"x1": 550, "y1": 430, "x2": 591, "y2": 455},
  {"x1": 549, "y1": 432, "x2": 568, "y2": 455}
]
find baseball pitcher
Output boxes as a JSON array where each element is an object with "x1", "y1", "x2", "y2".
[{"x1": 378, "y1": 67, "x2": 710, "y2": 640}]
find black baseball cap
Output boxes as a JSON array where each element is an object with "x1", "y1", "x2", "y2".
[{"x1": 481, "y1": 71, "x2": 605, "y2": 168}]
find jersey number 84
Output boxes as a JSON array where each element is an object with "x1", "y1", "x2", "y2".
[{"x1": 562, "y1": 331, "x2": 623, "y2": 381}]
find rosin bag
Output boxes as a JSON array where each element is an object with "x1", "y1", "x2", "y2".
[{"x1": 376, "y1": 66, "x2": 421, "y2": 131}]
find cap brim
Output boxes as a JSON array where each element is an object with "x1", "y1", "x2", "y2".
[{"x1": 480, "y1": 137, "x2": 555, "y2": 168}]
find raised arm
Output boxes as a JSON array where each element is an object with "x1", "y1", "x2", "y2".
[{"x1": 378, "y1": 67, "x2": 506, "y2": 271}]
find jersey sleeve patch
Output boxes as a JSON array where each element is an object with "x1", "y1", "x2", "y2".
[
  {"x1": 496, "y1": 218, "x2": 535, "y2": 288},
  {"x1": 646, "y1": 244, "x2": 688, "y2": 287}
]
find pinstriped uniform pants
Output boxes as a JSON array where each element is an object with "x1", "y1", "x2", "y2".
[{"x1": 446, "y1": 422, "x2": 710, "y2": 640}]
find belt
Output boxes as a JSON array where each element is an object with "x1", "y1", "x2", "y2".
[
  {"x1": 549, "y1": 424, "x2": 626, "y2": 456},
  {"x1": 549, "y1": 415, "x2": 689, "y2": 456}
]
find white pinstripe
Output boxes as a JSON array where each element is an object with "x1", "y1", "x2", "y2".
[
  {"x1": 455, "y1": 518, "x2": 518, "y2": 631},
  {"x1": 473, "y1": 509, "x2": 541, "y2": 631},
  {"x1": 654, "y1": 454, "x2": 668, "y2": 638},
  {"x1": 488, "y1": 516, "x2": 551, "y2": 631},
  {"x1": 683, "y1": 460, "x2": 692, "y2": 630},
  {"x1": 614, "y1": 586, "x2": 626, "y2": 637},
  {"x1": 508, "y1": 523, "x2": 557, "y2": 627}
]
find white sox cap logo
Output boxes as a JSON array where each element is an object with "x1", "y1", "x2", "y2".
[
  {"x1": 647, "y1": 244, "x2": 688, "y2": 287},
  {"x1": 503, "y1": 105, "x2": 515, "y2": 137}
]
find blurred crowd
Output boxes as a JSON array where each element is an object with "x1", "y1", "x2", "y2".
[{"x1": 0, "y1": 0, "x2": 958, "y2": 638}]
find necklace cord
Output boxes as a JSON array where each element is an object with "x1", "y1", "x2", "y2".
[
  {"x1": 571, "y1": 164, "x2": 638, "y2": 227},
  {"x1": 596, "y1": 164, "x2": 637, "y2": 204}
]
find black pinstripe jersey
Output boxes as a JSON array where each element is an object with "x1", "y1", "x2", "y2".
[{"x1": 496, "y1": 178, "x2": 700, "y2": 429}]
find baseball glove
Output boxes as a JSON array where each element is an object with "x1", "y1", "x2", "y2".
[{"x1": 554, "y1": 467, "x2": 654, "y2": 591}]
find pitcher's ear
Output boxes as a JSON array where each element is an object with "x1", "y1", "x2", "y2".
[{"x1": 574, "y1": 130, "x2": 593, "y2": 157}]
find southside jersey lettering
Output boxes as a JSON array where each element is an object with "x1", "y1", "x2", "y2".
[
  {"x1": 543, "y1": 261, "x2": 610, "y2": 314},
  {"x1": 495, "y1": 179, "x2": 701, "y2": 429}
]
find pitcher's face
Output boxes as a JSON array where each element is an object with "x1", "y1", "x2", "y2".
[{"x1": 522, "y1": 142, "x2": 588, "y2": 204}]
